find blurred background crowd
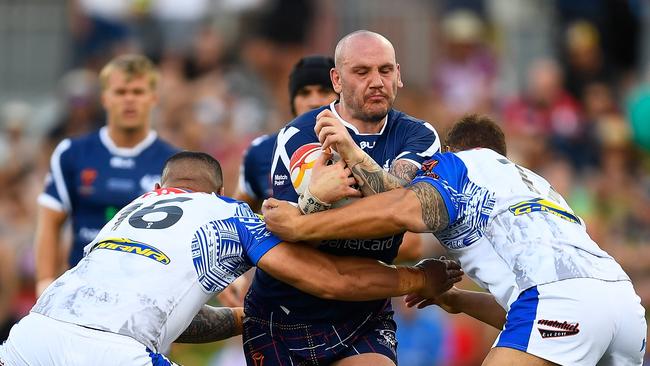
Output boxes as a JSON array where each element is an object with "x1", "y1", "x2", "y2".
[{"x1": 1, "y1": 0, "x2": 649, "y2": 364}]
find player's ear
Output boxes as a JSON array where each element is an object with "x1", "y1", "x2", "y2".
[
  {"x1": 219, "y1": 187, "x2": 225, "y2": 196},
  {"x1": 396, "y1": 63, "x2": 403, "y2": 88},
  {"x1": 331, "y1": 68, "x2": 343, "y2": 94}
]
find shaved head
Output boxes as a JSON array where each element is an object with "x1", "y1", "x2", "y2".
[
  {"x1": 334, "y1": 30, "x2": 396, "y2": 68},
  {"x1": 161, "y1": 151, "x2": 223, "y2": 193},
  {"x1": 331, "y1": 30, "x2": 402, "y2": 125}
]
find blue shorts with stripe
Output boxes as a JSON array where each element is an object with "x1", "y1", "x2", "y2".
[{"x1": 243, "y1": 291, "x2": 398, "y2": 366}]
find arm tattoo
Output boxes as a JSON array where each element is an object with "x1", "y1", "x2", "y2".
[
  {"x1": 175, "y1": 305, "x2": 239, "y2": 343},
  {"x1": 350, "y1": 156, "x2": 410, "y2": 196},
  {"x1": 388, "y1": 160, "x2": 420, "y2": 181},
  {"x1": 407, "y1": 182, "x2": 449, "y2": 232}
]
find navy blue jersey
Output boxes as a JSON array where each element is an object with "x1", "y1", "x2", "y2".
[
  {"x1": 38, "y1": 127, "x2": 178, "y2": 267},
  {"x1": 238, "y1": 133, "x2": 276, "y2": 201},
  {"x1": 252, "y1": 101, "x2": 440, "y2": 321}
]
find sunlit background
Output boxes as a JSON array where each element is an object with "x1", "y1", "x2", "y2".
[{"x1": 0, "y1": 0, "x2": 649, "y2": 364}]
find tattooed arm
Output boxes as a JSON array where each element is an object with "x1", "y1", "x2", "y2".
[
  {"x1": 350, "y1": 156, "x2": 419, "y2": 196},
  {"x1": 264, "y1": 182, "x2": 450, "y2": 242},
  {"x1": 175, "y1": 306, "x2": 244, "y2": 343}
]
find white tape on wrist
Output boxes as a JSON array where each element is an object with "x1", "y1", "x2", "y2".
[{"x1": 298, "y1": 186, "x2": 331, "y2": 214}]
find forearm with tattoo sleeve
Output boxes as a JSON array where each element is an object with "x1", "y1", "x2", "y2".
[
  {"x1": 349, "y1": 155, "x2": 418, "y2": 196},
  {"x1": 289, "y1": 181, "x2": 450, "y2": 242},
  {"x1": 175, "y1": 305, "x2": 244, "y2": 343}
]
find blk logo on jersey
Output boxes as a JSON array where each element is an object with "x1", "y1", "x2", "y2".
[{"x1": 537, "y1": 319, "x2": 580, "y2": 338}]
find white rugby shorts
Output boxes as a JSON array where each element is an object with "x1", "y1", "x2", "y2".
[
  {"x1": 0, "y1": 312, "x2": 176, "y2": 366},
  {"x1": 495, "y1": 278, "x2": 646, "y2": 366}
]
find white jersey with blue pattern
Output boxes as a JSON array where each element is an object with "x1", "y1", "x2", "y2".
[
  {"x1": 412, "y1": 149, "x2": 629, "y2": 310},
  {"x1": 31, "y1": 188, "x2": 281, "y2": 353}
]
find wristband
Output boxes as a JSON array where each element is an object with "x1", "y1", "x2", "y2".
[{"x1": 298, "y1": 186, "x2": 331, "y2": 214}]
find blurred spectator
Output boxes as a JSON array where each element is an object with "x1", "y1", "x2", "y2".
[
  {"x1": 47, "y1": 69, "x2": 103, "y2": 150},
  {"x1": 502, "y1": 58, "x2": 583, "y2": 169},
  {"x1": 394, "y1": 297, "x2": 449, "y2": 365},
  {"x1": 626, "y1": 83, "x2": 650, "y2": 153},
  {"x1": 431, "y1": 9, "x2": 497, "y2": 127},
  {"x1": 69, "y1": 0, "x2": 137, "y2": 68},
  {"x1": 561, "y1": 20, "x2": 614, "y2": 101}
]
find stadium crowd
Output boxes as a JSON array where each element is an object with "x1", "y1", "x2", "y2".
[{"x1": 0, "y1": 0, "x2": 649, "y2": 365}]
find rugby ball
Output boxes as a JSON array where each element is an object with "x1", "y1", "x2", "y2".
[{"x1": 289, "y1": 143, "x2": 359, "y2": 208}]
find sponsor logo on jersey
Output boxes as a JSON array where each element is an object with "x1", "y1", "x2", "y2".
[
  {"x1": 509, "y1": 198, "x2": 580, "y2": 224},
  {"x1": 419, "y1": 159, "x2": 439, "y2": 179},
  {"x1": 110, "y1": 156, "x2": 135, "y2": 169},
  {"x1": 360, "y1": 140, "x2": 376, "y2": 150},
  {"x1": 140, "y1": 174, "x2": 160, "y2": 193},
  {"x1": 322, "y1": 237, "x2": 394, "y2": 251},
  {"x1": 91, "y1": 238, "x2": 170, "y2": 264},
  {"x1": 274, "y1": 174, "x2": 288, "y2": 186},
  {"x1": 537, "y1": 319, "x2": 580, "y2": 338}
]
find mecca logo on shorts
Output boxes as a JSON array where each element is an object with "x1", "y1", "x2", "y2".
[
  {"x1": 537, "y1": 319, "x2": 580, "y2": 338},
  {"x1": 90, "y1": 237, "x2": 170, "y2": 265},
  {"x1": 419, "y1": 159, "x2": 439, "y2": 179}
]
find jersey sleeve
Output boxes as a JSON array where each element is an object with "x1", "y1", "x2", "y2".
[
  {"x1": 409, "y1": 152, "x2": 469, "y2": 224},
  {"x1": 270, "y1": 123, "x2": 317, "y2": 202},
  {"x1": 394, "y1": 121, "x2": 440, "y2": 168},
  {"x1": 238, "y1": 142, "x2": 261, "y2": 200},
  {"x1": 232, "y1": 203, "x2": 282, "y2": 265},
  {"x1": 37, "y1": 139, "x2": 74, "y2": 213}
]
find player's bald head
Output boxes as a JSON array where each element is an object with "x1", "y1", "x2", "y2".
[
  {"x1": 161, "y1": 151, "x2": 223, "y2": 193},
  {"x1": 334, "y1": 30, "x2": 396, "y2": 68}
]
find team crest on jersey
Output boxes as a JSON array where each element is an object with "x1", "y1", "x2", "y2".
[
  {"x1": 537, "y1": 319, "x2": 580, "y2": 338},
  {"x1": 90, "y1": 238, "x2": 170, "y2": 264},
  {"x1": 79, "y1": 168, "x2": 97, "y2": 195},
  {"x1": 419, "y1": 159, "x2": 439, "y2": 179}
]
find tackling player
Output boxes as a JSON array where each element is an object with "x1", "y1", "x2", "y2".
[
  {"x1": 244, "y1": 30, "x2": 441, "y2": 366},
  {"x1": 0, "y1": 151, "x2": 462, "y2": 366},
  {"x1": 264, "y1": 114, "x2": 647, "y2": 366},
  {"x1": 34, "y1": 54, "x2": 178, "y2": 295}
]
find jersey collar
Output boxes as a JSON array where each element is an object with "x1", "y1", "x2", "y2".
[
  {"x1": 329, "y1": 101, "x2": 388, "y2": 136},
  {"x1": 99, "y1": 126, "x2": 158, "y2": 157}
]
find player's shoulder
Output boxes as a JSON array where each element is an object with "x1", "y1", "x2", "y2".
[
  {"x1": 388, "y1": 108, "x2": 427, "y2": 125},
  {"x1": 150, "y1": 135, "x2": 179, "y2": 155},
  {"x1": 286, "y1": 105, "x2": 328, "y2": 130},
  {"x1": 246, "y1": 133, "x2": 277, "y2": 157},
  {"x1": 387, "y1": 109, "x2": 437, "y2": 134}
]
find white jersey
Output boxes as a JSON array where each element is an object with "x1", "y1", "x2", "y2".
[
  {"x1": 32, "y1": 188, "x2": 281, "y2": 353},
  {"x1": 412, "y1": 149, "x2": 630, "y2": 309}
]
